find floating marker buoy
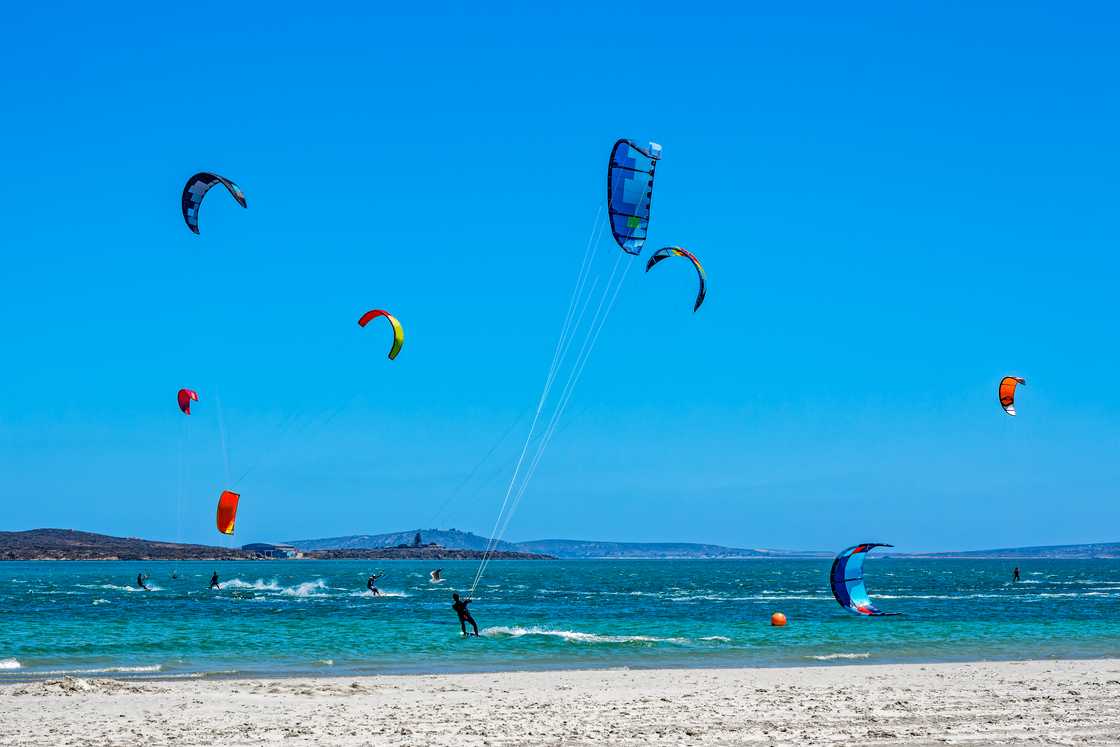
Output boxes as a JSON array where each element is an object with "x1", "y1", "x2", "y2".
[{"x1": 771, "y1": 612, "x2": 787, "y2": 627}]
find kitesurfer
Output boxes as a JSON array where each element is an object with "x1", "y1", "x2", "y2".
[
  {"x1": 452, "y1": 593, "x2": 479, "y2": 637},
  {"x1": 136, "y1": 573, "x2": 150, "y2": 591},
  {"x1": 1012, "y1": 567, "x2": 1021, "y2": 583},
  {"x1": 209, "y1": 572, "x2": 220, "y2": 590},
  {"x1": 430, "y1": 568, "x2": 443, "y2": 583},
  {"x1": 367, "y1": 573, "x2": 383, "y2": 596}
]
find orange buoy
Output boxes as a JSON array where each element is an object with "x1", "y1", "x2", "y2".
[{"x1": 771, "y1": 612, "x2": 787, "y2": 627}]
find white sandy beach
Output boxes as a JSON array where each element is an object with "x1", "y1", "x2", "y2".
[{"x1": 3, "y1": 658, "x2": 1120, "y2": 745}]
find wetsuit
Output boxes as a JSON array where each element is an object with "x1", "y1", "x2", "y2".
[
  {"x1": 209, "y1": 573, "x2": 220, "y2": 590},
  {"x1": 137, "y1": 574, "x2": 149, "y2": 591},
  {"x1": 1012, "y1": 567, "x2": 1021, "y2": 583},
  {"x1": 453, "y1": 597, "x2": 478, "y2": 636},
  {"x1": 367, "y1": 575, "x2": 382, "y2": 596}
]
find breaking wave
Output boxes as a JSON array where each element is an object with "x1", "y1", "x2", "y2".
[
  {"x1": 807, "y1": 652, "x2": 871, "y2": 661},
  {"x1": 481, "y1": 626, "x2": 688, "y2": 645}
]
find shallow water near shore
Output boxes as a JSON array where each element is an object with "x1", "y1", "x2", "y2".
[{"x1": 2, "y1": 558, "x2": 1119, "y2": 680}]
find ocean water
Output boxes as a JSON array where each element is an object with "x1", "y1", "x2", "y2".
[{"x1": 2, "y1": 559, "x2": 1119, "y2": 680}]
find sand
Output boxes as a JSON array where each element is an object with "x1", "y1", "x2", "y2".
[{"x1": 3, "y1": 659, "x2": 1120, "y2": 745}]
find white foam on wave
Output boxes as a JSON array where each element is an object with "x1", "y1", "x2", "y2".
[
  {"x1": 349, "y1": 589, "x2": 410, "y2": 598},
  {"x1": 540, "y1": 588, "x2": 661, "y2": 598},
  {"x1": 875, "y1": 593, "x2": 1004, "y2": 600},
  {"x1": 807, "y1": 652, "x2": 871, "y2": 661},
  {"x1": 700, "y1": 636, "x2": 732, "y2": 642},
  {"x1": 222, "y1": 578, "x2": 283, "y2": 592},
  {"x1": 92, "y1": 598, "x2": 111, "y2": 605},
  {"x1": 0, "y1": 658, "x2": 21, "y2": 670},
  {"x1": 481, "y1": 626, "x2": 688, "y2": 645},
  {"x1": 280, "y1": 580, "x2": 332, "y2": 597},
  {"x1": 672, "y1": 594, "x2": 831, "y2": 602},
  {"x1": 222, "y1": 578, "x2": 336, "y2": 597},
  {"x1": 88, "y1": 583, "x2": 163, "y2": 593},
  {"x1": 1036, "y1": 591, "x2": 1118, "y2": 598}
]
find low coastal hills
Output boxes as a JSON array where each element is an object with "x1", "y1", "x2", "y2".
[
  {"x1": 0, "y1": 528, "x2": 257, "y2": 561},
  {"x1": 289, "y1": 529, "x2": 831, "y2": 559},
  {"x1": 4, "y1": 527, "x2": 1119, "y2": 561},
  {"x1": 288, "y1": 529, "x2": 1120, "y2": 560},
  {"x1": 0, "y1": 528, "x2": 550, "y2": 562}
]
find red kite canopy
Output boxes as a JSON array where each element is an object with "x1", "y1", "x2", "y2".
[
  {"x1": 216, "y1": 490, "x2": 240, "y2": 535},
  {"x1": 177, "y1": 388, "x2": 199, "y2": 415}
]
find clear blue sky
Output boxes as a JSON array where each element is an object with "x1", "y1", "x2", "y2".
[{"x1": 2, "y1": 3, "x2": 1118, "y2": 552}]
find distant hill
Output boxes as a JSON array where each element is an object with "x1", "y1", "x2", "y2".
[
  {"x1": 288, "y1": 529, "x2": 519, "y2": 553},
  {"x1": 289, "y1": 529, "x2": 830, "y2": 559},
  {"x1": 289, "y1": 530, "x2": 1120, "y2": 560},
  {"x1": 0, "y1": 529, "x2": 256, "y2": 561},
  {"x1": 904, "y1": 542, "x2": 1120, "y2": 559},
  {"x1": 8, "y1": 528, "x2": 1117, "y2": 562},
  {"x1": 513, "y1": 539, "x2": 829, "y2": 559},
  {"x1": 307, "y1": 547, "x2": 550, "y2": 560},
  {"x1": 0, "y1": 529, "x2": 551, "y2": 561}
]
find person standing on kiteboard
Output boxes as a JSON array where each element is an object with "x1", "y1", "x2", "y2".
[
  {"x1": 209, "y1": 571, "x2": 221, "y2": 590},
  {"x1": 452, "y1": 593, "x2": 479, "y2": 637}
]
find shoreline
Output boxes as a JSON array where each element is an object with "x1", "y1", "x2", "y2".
[
  {"x1": 4, "y1": 658, "x2": 1120, "y2": 745},
  {"x1": 5, "y1": 650, "x2": 1120, "y2": 685}
]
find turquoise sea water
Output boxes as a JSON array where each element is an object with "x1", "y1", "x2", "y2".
[{"x1": 2, "y1": 559, "x2": 1119, "y2": 680}]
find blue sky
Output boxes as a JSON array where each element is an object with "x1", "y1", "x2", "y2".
[{"x1": 1, "y1": 3, "x2": 1119, "y2": 552}]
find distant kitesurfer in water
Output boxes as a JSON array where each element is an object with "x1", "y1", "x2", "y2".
[
  {"x1": 367, "y1": 572, "x2": 383, "y2": 596},
  {"x1": 452, "y1": 593, "x2": 479, "y2": 637},
  {"x1": 430, "y1": 568, "x2": 443, "y2": 583},
  {"x1": 209, "y1": 572, "x2": 220, "y2": 590},
  {"x1": 136, "y1": 573, "x2": 149, "y2": 591},
  {"x1": 1012, "y1": 566, "x2": 1021, "y2": 583}
]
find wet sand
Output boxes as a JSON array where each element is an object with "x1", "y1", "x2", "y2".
[{"x1": 4, "y1": 658, "x2": 1120, "y2": 745}]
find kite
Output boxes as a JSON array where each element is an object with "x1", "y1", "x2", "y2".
[
  {"x1": 607, "y1": 139, "x2": 661, "y2": 255},
  {"x1": 177, "y1": 388, "x2": 199, "y2": 415},
  {"x1": 645, "y1": 246, "x2": 707, "y2": 311},
  {"x1": 829, "y1": 543, "x2": 899, "y2": 617},
  {"x1": 999, "y1": 376, "x2": 1026, "y2": 416},
  {"x1": 358, "y1": 309, "x2": 404, "y2": 360},
  {"x1": 216, "y1": 490, "x2": 240, "y2": 535},
  {"x1": 181, "y1": 172, "x2": 247, "y2": 234}
]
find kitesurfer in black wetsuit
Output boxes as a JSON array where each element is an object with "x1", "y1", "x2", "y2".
[
  {"x1": 367, "y1": 573, "x2": 383, "y2": 596},
  {"x1": 1012, "y1": 566, "x2": 1021, "y2": 583},
  {"x1": 209, "y1": 572, "x2": 220, "y2": 590},
  {"x1": 452, "y1": 593, "x2": 479, "y2": 636},
  {"x1": 136, "y1": 573, "x2": 149, "y2": 591}
]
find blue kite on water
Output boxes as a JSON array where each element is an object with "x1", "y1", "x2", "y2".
[{"x1": 830, "y1": 543, "x2": 901, "y2": 616}]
